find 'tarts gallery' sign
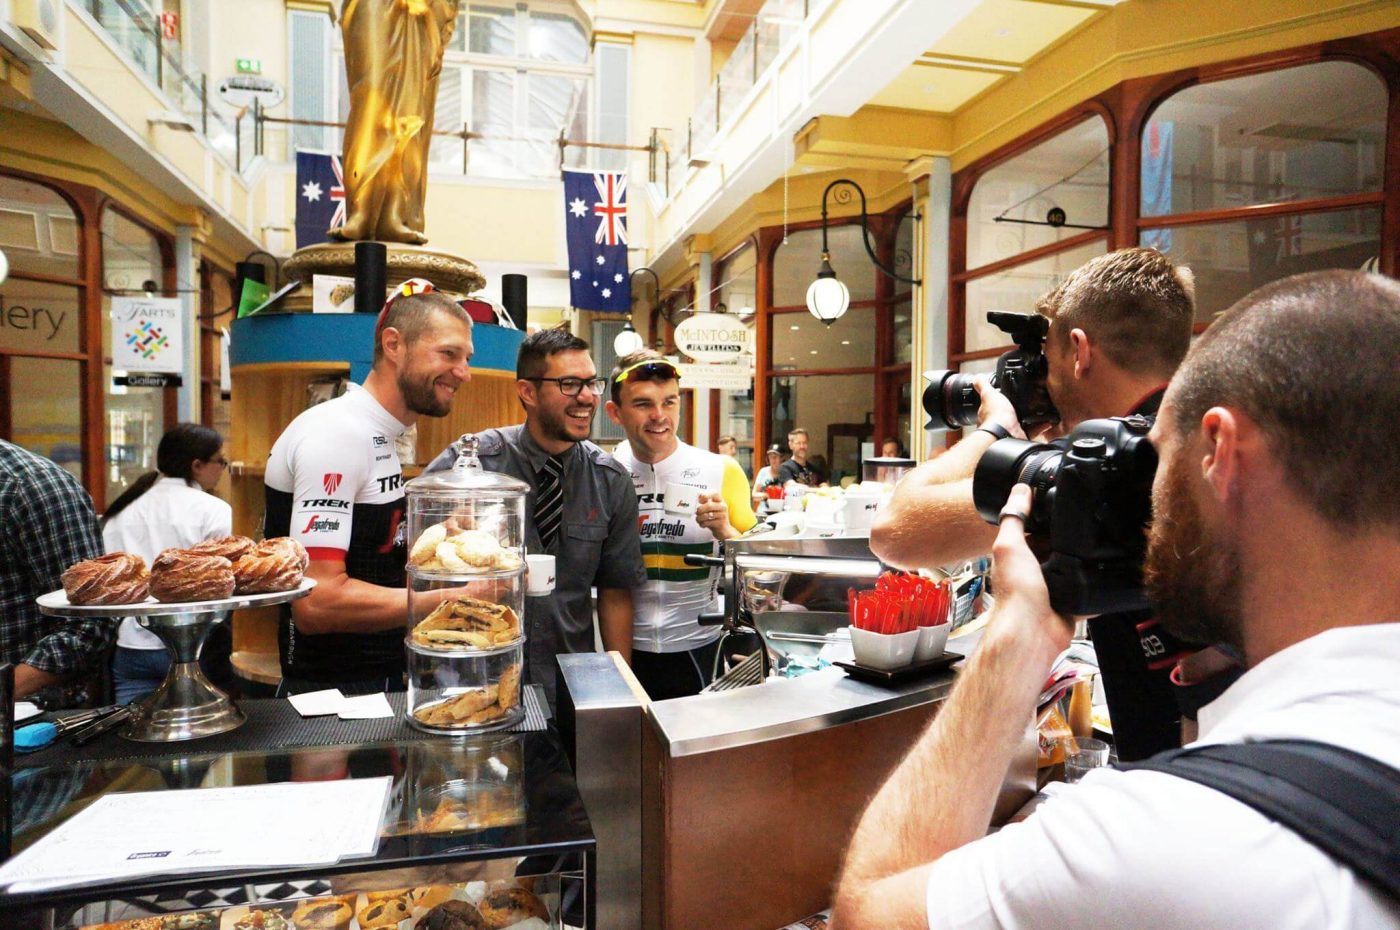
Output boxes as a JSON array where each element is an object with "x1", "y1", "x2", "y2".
[{"x1": 112, "y1": 296, "x2": 185, "y2": 381}]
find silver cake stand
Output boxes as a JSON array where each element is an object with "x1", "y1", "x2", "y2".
[{"x1": 37, "y1": 579, "x2": 315, "y2": 742}]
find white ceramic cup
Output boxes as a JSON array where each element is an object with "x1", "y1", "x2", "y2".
[
  {"x1": 664, "y1": 482, "x2": 701, "y2": 516},
  {"x1": 840, "y1": 493, "x2": 882, "y2": 531},
  {"x1": 526, "y1": 553, "x2": 556, "y2": 596}
]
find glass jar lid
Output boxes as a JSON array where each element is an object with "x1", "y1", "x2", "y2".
[{"x1": 405, "y1": 434, "x2": 530, "y2": 496}]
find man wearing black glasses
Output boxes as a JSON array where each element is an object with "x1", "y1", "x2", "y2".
[{"x1": 426, "y1": 326, "x2": 645, "y2": 709}]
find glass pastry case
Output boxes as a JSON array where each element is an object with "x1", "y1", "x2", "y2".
[
  {"x1": 2, "y1": 728, "x2": 594, "y2": 930},
  {"x1": 403, "y1": 437, "x2": 530, "y2": 734}
]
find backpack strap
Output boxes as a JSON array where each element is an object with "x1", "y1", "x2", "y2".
[{"x1": 1119, "y1": 739, "x2": 1400, "y2": 903}]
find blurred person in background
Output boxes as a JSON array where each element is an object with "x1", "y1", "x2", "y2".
[{"x1": 102, "y1": 423, "x2": 231, "y2": 704}]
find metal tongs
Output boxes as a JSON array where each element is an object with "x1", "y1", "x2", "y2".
[
  {"x1": 68, "y1": 705, "x2": 133, "y2": 745},
  {"x1": 15, "y1": 704, "x2": 129, "y2": 752}
]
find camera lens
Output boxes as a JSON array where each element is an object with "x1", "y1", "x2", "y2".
[
  {"x1": 922, "y1": 370, "x2": 982, "y2": 430},
  {"x1": 972, "y1": 439, "x2": 1061, "y2": 533}
]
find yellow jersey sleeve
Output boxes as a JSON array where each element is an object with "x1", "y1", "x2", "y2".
[{"x1": 721, "y1": 457, "x2": 758, "y2": 533}]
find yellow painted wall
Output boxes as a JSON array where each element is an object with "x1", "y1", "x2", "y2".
[
  {"x1": 591, "y1": 0, "x2": 708, "y2": 31},
  {"x1": 634, "y1": 31, "x2": 700, "y2": 171},
  {"x1": 0, "y1": 109, "x2": 252, "y2": 269},
  {"x1": 209, "y1": 0, "x2": 292, "y2": 97},
  {"x1": 423, "y1": 181, "x2": 566, "y2": 266}
]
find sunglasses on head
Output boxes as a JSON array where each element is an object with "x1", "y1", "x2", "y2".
[
  {"x1": 613, "y1": 359, "x2": 682, "y2": 384},
  {"x1": 375, "y1": 278, "x2": 438, "y2": 333}
]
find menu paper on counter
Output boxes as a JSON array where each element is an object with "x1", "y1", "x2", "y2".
[{"x1": 0, "y1": 777, "x2": 391, "y2": 893}]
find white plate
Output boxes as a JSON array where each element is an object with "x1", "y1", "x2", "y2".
[{"x1": 35, "y1": 577, "x2": 316, "y2": 617}]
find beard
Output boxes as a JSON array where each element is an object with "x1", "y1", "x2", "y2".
[
  {"x1": 1143, "y1": 453, "x2": 1244, "y2": 651},
  {"x1": 536, "y1": 401, "x2": 593, "y2": 445},
  {"x1": 399, "y1": 367, "x2": 452, "y2": 418}
]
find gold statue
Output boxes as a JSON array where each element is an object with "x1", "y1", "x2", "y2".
[{"x1": 331, "y1": 0, "x2": 460, "y2": 245}]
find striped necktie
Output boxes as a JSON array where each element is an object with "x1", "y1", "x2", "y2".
[{"x1": 535, "y1": 455, "x2": 565, "y2": 552}]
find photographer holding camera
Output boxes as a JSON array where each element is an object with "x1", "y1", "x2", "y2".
[
  {"x1": 872, "y1": 247, "x2": 1206, "y2": 760},
  {"x1": 833, "y1": 270, "x2": 1400, "y2": 930}
]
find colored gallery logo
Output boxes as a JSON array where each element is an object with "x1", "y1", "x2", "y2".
[
  {"x1": 323, "y1": 472, "x2": 343, "y2": 494},
  {"x1": 125, "y1": 320, "x2": 169, "y2": 360}
]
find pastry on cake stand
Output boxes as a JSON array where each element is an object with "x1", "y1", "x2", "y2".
[{"x1": 36, "y1": 581, "x2": 314, "y2": 742}]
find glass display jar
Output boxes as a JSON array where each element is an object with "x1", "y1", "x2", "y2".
[
  {"x1": 404, "y1": 435, "x2": 530, "y2": 733},
  {"x1": 396, "y1": 735, "x2": 526, "y2": 836}
]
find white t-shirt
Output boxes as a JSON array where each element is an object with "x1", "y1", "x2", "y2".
[
  {"x1": 102, "y1": 476, "x2": 232, "y2": 649},
  {"x1": 926, "y1": 623, "x2": 1400, "y2": 929}
]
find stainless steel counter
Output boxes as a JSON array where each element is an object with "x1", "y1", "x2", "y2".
[{"x1": 647, "y1": 663, "x2": 960, "y2": 756}]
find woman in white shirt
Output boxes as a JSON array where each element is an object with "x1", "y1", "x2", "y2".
[{"x1": 102, "y1": 423, "x2": 231, "y2": 704}]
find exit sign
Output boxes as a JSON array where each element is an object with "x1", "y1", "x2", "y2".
[{"x1": 236, "y1": 58, "x2": 262, "y2": 74}]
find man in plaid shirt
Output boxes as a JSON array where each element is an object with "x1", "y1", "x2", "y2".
[{"x1": 0, "y1": 439, "x2": 112, "y2": 701}]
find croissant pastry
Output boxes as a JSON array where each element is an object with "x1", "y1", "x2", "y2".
[
  {"x1": 233, "y1": 537, "x2": 308, "y2": 594},
  {"x1": 188, "y1": 534, "x2": 256, "y2": 563},
  {"x1": 62, "y1": 552, "x2": 150, "y2": 605},
  {"x1": 149, "y1": 549, "x2": 236, "y2": 602}
]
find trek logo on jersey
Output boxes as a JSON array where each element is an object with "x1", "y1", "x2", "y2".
[
  {"x1": 323, "y1": 473, "x2": 343, "y2": 495},
  {"x1": 301, "y1": 514, "x2": 343, "y2": 534},
  {"x1": 299, "y1": 498, "x2": 351, "y2": 510},
  {"x1": 377, "y1": 473, "x2": 403, "y2": 494}
]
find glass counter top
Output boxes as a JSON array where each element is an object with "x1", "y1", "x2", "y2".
[{"x1": 5, "y1": 729, "x2": 594, "y2": 912}]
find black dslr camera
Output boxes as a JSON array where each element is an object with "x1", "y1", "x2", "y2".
[
  {"x1": 971, "y1": 415, "x2": 1157, "y2": 616},
  {"x1": 923, "y1": 311, "x2": 1059, "y2": 430}
]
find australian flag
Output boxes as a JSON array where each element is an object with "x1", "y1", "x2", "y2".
[
  {"x1": 564, "y1": 169, "x2": 630, "y2": 313},
  {"x1": 295, "y1": 151, "x2": 346, "y2": 248}
]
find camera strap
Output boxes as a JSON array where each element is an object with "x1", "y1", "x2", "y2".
[{"x1": 1118, "y1": 739, "x2": 1400, "y2": 903}]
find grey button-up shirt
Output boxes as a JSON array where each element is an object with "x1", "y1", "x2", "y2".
[{"x1": 426, "y1": 424, "x2": 645, "y2": 707}]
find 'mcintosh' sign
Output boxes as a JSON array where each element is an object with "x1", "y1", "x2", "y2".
[{"x1": 674, "y1": 312, "x2": 752, "y2": 364}]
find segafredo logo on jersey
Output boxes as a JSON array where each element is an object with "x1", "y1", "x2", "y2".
[
  {"x1": 323, "y1": 472, "x2": 343, "y2": 495},
  {"x1": 301, "y1": 514, "x2": 343, "y2": 534},
  {"x1": 639, "y1": 517, "x2": 687, "y2": 539}
]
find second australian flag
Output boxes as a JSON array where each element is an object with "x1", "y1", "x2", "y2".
[
  {"x1": 295, "y1": 151, "x2": 346, "y2": 248},
  {"x1": 564, "y1": 169, "x2": 630, "y2": 313}
]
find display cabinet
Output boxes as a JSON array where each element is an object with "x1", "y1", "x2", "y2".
[{"x1": 4, "y1": 729, "x2": 594, "y2": 930}]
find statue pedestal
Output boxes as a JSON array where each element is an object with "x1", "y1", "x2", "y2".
[{"x1": 281, "y1": 242, "x2": 486, "y2": 312}]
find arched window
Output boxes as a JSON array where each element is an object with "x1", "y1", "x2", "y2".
[
  {"x1": 956, "y1": 116, "x2": 1111, "y2": 367},
  {"x1": 1138, "y1": 60, "x2": 1388, "y2": 323},
  {"x1": 101, "y1": 207, "x2": 171, "y2": 506},
  {"x1": 763, "y1": 210, "x2": 909, "y2": 485},
  {"x1": 0, "y1": 176, "x2": 85, "y2": 480},
  {"x1": 432, "y1": 3, "x2": 594, "y2": 177}
]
